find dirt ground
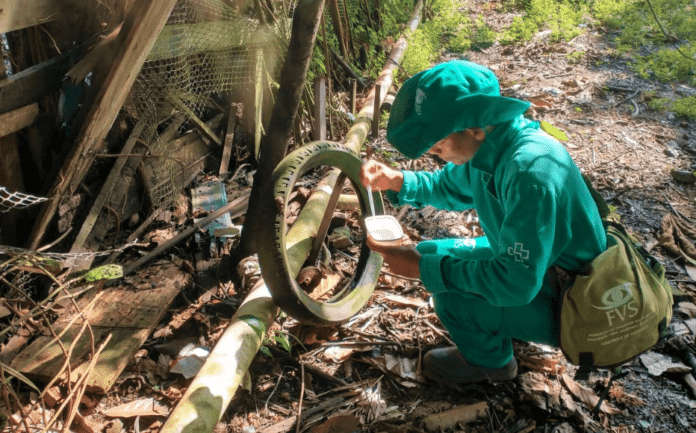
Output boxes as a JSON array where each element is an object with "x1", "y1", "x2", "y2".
[
  {"x1": 216, "y1": 3, "x2": 696, "y2": 433},
  {"x1": 217, "y1": 13, "x2": 696, "y2": 433},
  {"x1": 5, "y1": 2, "x2": 696, "y2": 433}
]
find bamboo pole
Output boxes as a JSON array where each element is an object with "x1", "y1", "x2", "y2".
[{"x1": 160, "y1": 1, "x2": 424, "y2": 431}]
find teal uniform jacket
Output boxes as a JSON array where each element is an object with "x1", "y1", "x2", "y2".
[{"x1": 388, "y1": 115, "x2": 607, "y2": 308}]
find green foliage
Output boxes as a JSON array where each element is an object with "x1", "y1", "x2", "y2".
[
  {"x1": 240, "y1": 314, "x2": 302, "y2": 358},
  {"x1": 470, "y1": 18, "x2": 498, "y2": 50},
  {"x1": 672, "y1": 96, "x2": 696, "y2": 119},
  {"x1": 500, "y1": 16, "x2": 537, "y2": 44},
  {"x1": 402, "y1": 27, "x2": 439, "y2": 75},
  {"x1": 539, "y1": 120, "x2": 569, "y2": 141},
  {"x1": 591, "y1": 0, "x2": 696, "y2": 85},
  {"x1": 648, "y1": 96, "x2": 696, "y2": 119},
  {"x1": 566, "y1": 51, "x2": 585, "y2": 64},
  {"x1": 633, "y1": 44, "x2": 696, "y2": 85},
  {"x1": 401, "y1": 0, "x2": 470, "y2": 75},
  {"x1": 500, "y1": 0, "x2": 589, "y2": 44}
]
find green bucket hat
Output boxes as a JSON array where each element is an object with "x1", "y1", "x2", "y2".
[{"x1": 386, "y1": 60, "x2": 531, "y2": 159}]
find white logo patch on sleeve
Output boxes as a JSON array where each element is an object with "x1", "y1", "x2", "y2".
[{"x1": 508, "y1": 242, "x2": 530, "y2": 268}]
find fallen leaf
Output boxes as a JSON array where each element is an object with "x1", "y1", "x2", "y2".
[
  {"x1": 309, "y1": 414, "x2": 360, "y2": 433},
  {"x1": 540, "y1": 121, "x2": 569, "y2": 141},
  {"x1": 103, "y1": 398, "x2": 169, "y2": 418},
  {"x1": 169, "y1": 344, "x2": 210, "y2": 379},
  {"x1": 640, "y1": 352, "x2": 691, "y2": 376},
  {"x1": 560, "y1": 374, "x2": 625, "y2": 415},
  {"x1": 381, "y1": 293, "x2": 428, "y2": 309},
  {"x1": 323, "y1": 346, "x2": 355, "y2": 363}
]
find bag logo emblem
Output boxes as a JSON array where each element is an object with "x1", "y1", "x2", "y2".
[
  {"x1": 593, "y1": 282, "x2": 639, "y2": 326},
  {"x1": 593, "y1": 283, "x2": 634, "y2": 310}
]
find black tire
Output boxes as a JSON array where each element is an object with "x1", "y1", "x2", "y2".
[{"x1": 257, "y1": 141, "x2": 384, "y2": 325}]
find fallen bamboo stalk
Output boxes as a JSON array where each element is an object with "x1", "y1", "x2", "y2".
[{"x1": 160, "y1": 1, "x2": 424, "y2": 431}]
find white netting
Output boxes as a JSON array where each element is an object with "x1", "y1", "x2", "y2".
[{"x1": 0, "y1": 186, "x2": 50, "y2": 213}]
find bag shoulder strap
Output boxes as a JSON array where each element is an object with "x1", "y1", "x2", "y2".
[{"x1": 582, "y1": 174, "x2": 612, "y2": 220}]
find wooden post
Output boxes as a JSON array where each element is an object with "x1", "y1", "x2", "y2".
[
  {"x1": 254, "y1": 48, "x2": 264, "y2": 161},
  {"x1": 372, "y1": 84, "x2": 381, "y2": 138},
  {"x1": 219, "y1": 103, "x2": 238, "y2": 176},
  {"x1": 0, "y1": 54, "x2": 72, "y2": 115},
  {"x1": 313, "y1": 77, "x2": 327, "y2": 141},
  {"x1": 27, "y1": 0, "x2": 178, "y2": 249},
  {"x1": 0, "y1": 0, "x2": 77, "y2": 33},
  {"x1": 0, "y1": 104, "x2": 39, "y2": 137},
  {"x1": 351, "y1": 79, "x2": 357, "y2": 114}
]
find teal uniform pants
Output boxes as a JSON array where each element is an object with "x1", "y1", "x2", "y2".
[{"x1": 420, "y1": 236, "x2": 561, "y2": 368}]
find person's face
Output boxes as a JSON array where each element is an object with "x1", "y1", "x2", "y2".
[{"x1": 428, "y1": 128, "x2": 486, "y2": 165}]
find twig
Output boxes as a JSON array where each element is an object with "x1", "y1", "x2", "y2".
[
  {"x1": 612, "y1": 90, "x2": 640, "y2": 108},
  {"x1": 268, "y1": 347, "x2": 347, "y2": 386},
  {"x1": 36, "y1": 227, "x2": 73, "y2": 252},
  {"x1": 663, "y1": 194, "x2": 695, "y2": 225},
  {"x1": 46, "y1": 333, "x2": 112, "y2": 433},
  {"x1": 295, "y1": 361, "x2": 305, "y2": 433},
  {"x1": 123, "y1": 193, "x2": 250, "y2": 274},
  {"x1": 334, "y1": 250, "x2": 422, "y2": 282},
  {"x1": 264, "y1": 366, "x2": 289, "y2": 414},
  {"x1": 320, "y1": 340, "x2": 402, "y2": 347},
  {"x1": 1, "y1": 365, "x2": 32, "y2": 433},
  {"x1": 423, "y1": 319, "x2": 455, "y2": 347}
]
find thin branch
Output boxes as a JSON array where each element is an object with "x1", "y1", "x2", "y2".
[
  {"x1": 295, "y1": 361, "x2": 305, "y2": 433},
  {"x1": 645, "y1": 0, "x2": 696, "y2": 63}
]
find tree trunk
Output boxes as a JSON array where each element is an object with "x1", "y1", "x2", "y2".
[{"x1": 238, "y1": 0, "x2": 326, "y2": 257}]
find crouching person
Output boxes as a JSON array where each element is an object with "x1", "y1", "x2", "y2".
[{"x1": 360, "y1": 60, "x2": 606, "y2": 385}]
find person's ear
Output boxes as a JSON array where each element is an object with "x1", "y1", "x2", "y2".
[{"x1": 471, "y1": 127, "x2": 487, "y2": 141}]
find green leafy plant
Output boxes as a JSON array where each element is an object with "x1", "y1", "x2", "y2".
[
  {"x1": 648, "y1": 96, "x2": 696, "y2": 119},
  {"x1": 241, "y1": 315, "x2": 304, "y2": 357},
  {"x1": 566, "y1": 51, "x2": 585, "y2": 64},
  {"x1": 402, "y1": 0, "x2": 470, "y2": 75},
  {"x1": 592, "y1": 0, "x2": 696, "y2": 85},
  {"x1": 500, "y1": 0, "x2": 590, "y2": 44},
  {"x1": 633, "y1": 44, "x2": 696, "y2": 85},
  {"x1": 671, "y1": 96, "x2": 696, "y2": 119}
]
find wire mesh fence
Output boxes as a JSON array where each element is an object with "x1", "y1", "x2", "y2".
[
  {"x1": 126, "y1": 0, "x2": 294, "y2": 209},
  {"x1": 0, "y1": 186, "x2": 50, "y2": 214},
  {"x1": 0, "y1": 0, "x2": 389, "y2": 270}
]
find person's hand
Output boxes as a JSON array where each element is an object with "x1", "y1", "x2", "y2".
[
  {"x1": 366, "y1": 235, "x2": 421, "y2": 279},
  {"x1": 360, "y1": 160, "x2": 404, "y2": 192}
]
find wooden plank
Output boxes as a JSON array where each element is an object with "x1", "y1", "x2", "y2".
[
  {"x1": 219, "y1": 103, "x2": 238, "y2": 176},
  {"x1": 0, "y1": 54, "x2": 72, "y2": 115},
  {"x1": 68, "y1": 120, "x2": 148, "y2": 267},
  {"x1": 27, "y1": 0, "x2": 178, "y2": 250},
  {"x1": 0, "y1": 103, "x2": 39, "y2": 137},
  {"x1": 313, "y1": 77, "x2": 326, "y2": 141},
  {"x1": 0, "y1": 0, "x2": 76, "y2": 33},
  {"x1": 10, "y1": 261, "x2": 189, "y2": 393},
  {"x1": 254, "y1": 48, "x2": 264, "y2": 160}
]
